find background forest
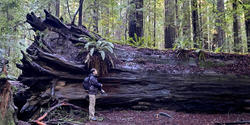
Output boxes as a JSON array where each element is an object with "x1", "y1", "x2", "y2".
[{"x1": 0, "y1": 0, "x2": 249, "y2": 77}]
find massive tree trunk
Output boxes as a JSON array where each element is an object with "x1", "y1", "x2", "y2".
[
  {"x1": 243, "y1": 0, "x2": 250, "y2": 52},
  {"x1": 191, "y1": 0, "x2": 200, "y2": 48},
  {"x1": 15, "y1": 10, "x2": 250, "y2": 121},
  {"x1": 216, "y1": 0, "x2": 226, "y2": 48},
  {"x1": 233, "y1": 0, "x2": 242, "y2": 52},
  {"x1": 128, "y1": 0, "x2": 144, "y2": 42},
  {"x1": 164, "y1": 0, "x2": 176, "y2": 48}
]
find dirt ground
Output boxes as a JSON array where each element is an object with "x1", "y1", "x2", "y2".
[{"x1": 85, "y1": 109, "x2": 250, "y2": 125}]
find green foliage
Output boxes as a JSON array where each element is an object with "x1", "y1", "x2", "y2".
[
  {"x1": 120, "y1": 33, "x2": 156, "y2": 48},
  {"x1": 76, "y1": 37, "x2": 115, "y2": 68},
  {"x1": 173, "y1": 36, "x2": 192, "y2": 50}
]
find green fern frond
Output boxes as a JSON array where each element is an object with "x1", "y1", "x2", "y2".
[
  {"x1": 90, "y1": 48, "x2": 95, "y2": 56},
  {"x1": 75, "y1": 43, "x2": 85, "y2": 47},
  {"x1": 103, "y1": 46, "x2": 114, "y2": 53},
  {"x1": 99, "y1": 50, "x2": 105, "y2": 60}
]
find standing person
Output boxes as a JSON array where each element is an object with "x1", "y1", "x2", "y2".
[{"x1": 87, "y1": 68, "x2": 105, "y2": 121}]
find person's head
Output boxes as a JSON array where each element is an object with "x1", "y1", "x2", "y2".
[{"x1": 90, "y1": 68, "x2": 98, "y2": 76}]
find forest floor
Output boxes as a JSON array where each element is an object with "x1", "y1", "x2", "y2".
[
  {"x1": 84, "y1": 109, "x2": 250, "y2": 125},
  {"x1": 18, "y1": 107, "x2": 250, "y2": 125}
]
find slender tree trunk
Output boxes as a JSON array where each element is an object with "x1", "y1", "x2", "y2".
[
  {"x1": 128, "y1": 0, "x2": 144, "y2": 42},
  {"x1": 78, "y1": 0, "x2": 84, "y2": 26},
  {"x1": 183, "y1": 0, "x2": 193, "y2": 48},
  {"x1": 117, "y1": 0, "x2": 123, "y2": 40},
  {"x1": 48, "y1": 2, "x2": 51, "y2": 13},
  {"x1": 232, "y1": 0, "x2": 242, "y2": 52},
  {"x1": 125, "y1": 0, "x2": 130, "y2": 40},
  {"x1": 153, "y1": 0, "x2": 156, "y2": 47},
  {"x1": 111, "y1": 2, "x2": 115, "y2": 37},
  {"x1": 191, "y1": 0, "x2": 200, "y2": 48},
  {"x1": 216, "y1": 0, "x2": 226, "y2": 48},
  {"x1": 175, "y1": 0, "x2": 179, "y2": 38},
  {"x1": 66, "y1": 0, "x2": 72, "y2": 21},
  {"x1": 243, "y1": 0, "x2": 250, "y2": 52},
  {"x1": 93, "y1": 0, "x2": 99, "y2": 33},
  {"x1": 148, "y1": 0, "x2": 152, "y2": 41},
  {"x1": 198, "y1": 0, "x2": 203, "y2": 48},
  {"x1": 55, "y1": 0, "x2": 60, "y2": 17},
  {"x1": 207, "y1": 4, "x2": 212, "y2": 51},
  {"x1": 164, "y1": 0, "x2": 176, "y2": 48},
  {"x1": 106, "y1": 5, "x2": 110, "y2": 36}
]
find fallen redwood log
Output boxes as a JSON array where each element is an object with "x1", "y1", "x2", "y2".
[{"x1": 15, "y1": 10, "x2": 250, "y2": 121}]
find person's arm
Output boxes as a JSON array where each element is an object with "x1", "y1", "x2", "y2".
[{"x1": 89, "y1": 76, "x2": 102, "y2": 89}]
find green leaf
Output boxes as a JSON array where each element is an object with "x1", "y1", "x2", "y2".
[
  {"x1": 84, "y1": 42, "x2": 95, "y2": 50},
  {"x1": 85, "y1": 54, "x2": 90, "y2": 63},
  {"x1": 195, "y1": 49, "x2": 201, "y2": 53},
  {"x1": 103, "y1": 46, "x2": 113, "y2": 53},
  {"x1": 99, "y1": 50, "x2": 105, "y2": 60},
  {"x1": 90, "y1": 48, "x2": 95, "y2": 56},
  {"x1": 106, "y1": 42, "x2": 114, "y2": 48},
  {"x1": 96, "y1": 40, "x2": 102, "y2": 49}
]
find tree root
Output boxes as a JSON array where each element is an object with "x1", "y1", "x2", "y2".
[{"x1": 31, "y1": 101, "x2": 88, "y2": 125}]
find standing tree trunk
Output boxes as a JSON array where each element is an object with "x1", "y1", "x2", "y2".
[
  {"x1": 55, "y1": 0, "x2": 60, "y2": 17},
  {"x1": 78, "y1": 0, "x2": 84, "y2": 26},
  {"x1": 216, "y1": 0, "x2": 226, "y2": 48},
  {"x1": 125, "y1": 0, "x2": 130, "y2": 40},
  {"x1": 164, "y1": 0, "x2": 176, "y2": 48},
  {"x1": 191, "y1": 0, "x2": 200, "y2": 48},
  {"x1": 93, "y1": 0, "x2": 99, "y2": 33},
  {"x1": 232, "y1": 0, "x2": 242, "y2": 52},
  {"x1": 48, "y1": 2, "x2": 51, "y2": 13},
  {"x1": 105, "y1": 1, "x2": 110, "y2": 36},
  {"x1": 183, "y1": 0, "x2": 193, "y2": 48},
  {"x1": 128, "y1": 0, "x2": 144, "y2": 42},
  {"x1": 153, "y1": 0, "x2": 156, "y2": 47},
  {"x1": 66, "y1": 0, "x2": 72, "y2": 21},
  {"x1": 243, "y1": 0, "x2": 250, "y2": 52}
]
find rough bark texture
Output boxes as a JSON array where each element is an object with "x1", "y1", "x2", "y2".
[
  {"x1": 93, "y1": 0, "x2": 99, "y2": 33},
  {"x1": 216, "y1": 0, "x2": 225, "y2": 48},
  {"x1": 55, "y1": 0, "x2": 60, "y2": 17},
  {"x1": 243, "y1": 0, "x2": 250, "y2": 52},
  {"x1": 78, "y1": 0, "x2": 84, "y2": 26},
  {"x1": 128, "y1": 0, "x2": 144, "y2": 42},
  {"x1": 233, "y1": 0, "x2": 242, "y2": 52},
  {"x1": 153, "y1": 0, "x2": 156, "y2": 46},
  {"x1": 15, "y1": 10, "x2": 250, "y2": 121},
  {"x1": 191, "y1": 0, "x2": 200, "y2": 48},
  {"x1": 164, "y1": 0, "x2": 176, "y2": 48},
  {"x1": 0, "y1": 78, "x2": 17, "y2": 125},
  {"x1": 182, "y1": 0, "x2": 192, "y2": 48}
]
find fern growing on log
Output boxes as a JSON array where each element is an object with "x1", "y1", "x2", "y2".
[{"x1": 76, "y1": 38, "x2": 116, "y2": 76}]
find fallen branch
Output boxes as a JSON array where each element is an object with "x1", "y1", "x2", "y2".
[{"x1": 33, "y1": 101, "x2": 88, "y2": 125}]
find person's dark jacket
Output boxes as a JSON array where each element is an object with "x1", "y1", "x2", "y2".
[{"x1": 88, "y1": 73, "x2": 102, "y2": 95}]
